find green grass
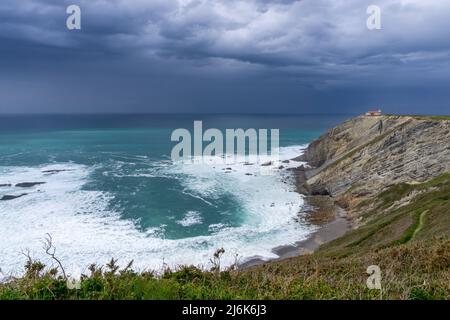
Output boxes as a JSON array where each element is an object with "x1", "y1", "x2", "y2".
[
  {"x1": 411, "y1": 210, "x2": 428, "y2": 241},
  {"x1": 428, "y1": 115, "x2": 450, "y2": 120},
  {"x1": 322, "y1": 173, "x2": 450, "y2": 255},
  {"x1": 0, "y1": 238, "x2": 447, "y2": 300},
  {"x1": 383, "y1": 114, "x2": 450, "y2": 121}
]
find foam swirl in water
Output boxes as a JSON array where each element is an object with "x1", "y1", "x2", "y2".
[{"x1": 0, "y1": 145, "x2": 314, "y2": 277}]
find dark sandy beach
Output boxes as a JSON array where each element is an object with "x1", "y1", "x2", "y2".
[{"x1": 240, "y1": 205, "x2": 351, "y2": 268}]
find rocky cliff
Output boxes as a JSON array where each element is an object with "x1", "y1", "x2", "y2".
[{"x1": 299, "y1": 115, "x2": 450, "y2": 209}]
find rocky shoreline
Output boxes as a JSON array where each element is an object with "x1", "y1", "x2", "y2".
[
  {"x1": 241, "y1": 114, "x2": 450, "y2": 268},
  {"x1": 241, "y1": 201, "x2": 351, "y2": 268},
  {"x1": 241, "y1": 160, "x2": 353, "y2": 268}
]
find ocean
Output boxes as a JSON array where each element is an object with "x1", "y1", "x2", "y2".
[{"x1": 0, "y1": 114, "x2": 349, "y2": 276}]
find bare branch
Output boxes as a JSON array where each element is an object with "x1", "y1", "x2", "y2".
[{"x1": 42, "y1": 233, "x2": 67, "y2": 279}]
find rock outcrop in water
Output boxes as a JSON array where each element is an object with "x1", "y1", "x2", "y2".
[
  {"x1": 1, "y1": 194, "x2": 28, "y2": 201},
  {"x1": 15, "y1": 182, "x2": 46, "y2": 188},
  {"x1": 298, "y1": 115, "x2": 450, "y2": 209}
]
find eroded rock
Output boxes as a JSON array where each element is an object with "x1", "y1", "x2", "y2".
[
  {"x1": 1, "y1": 194, "x2": 28, "y2": 201},
  {"x1": 15, "y1": 182, "x2": 46, "y2": 188}
]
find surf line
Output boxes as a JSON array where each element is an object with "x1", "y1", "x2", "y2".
[{"x1": 171, "y1": 120, "x2": 279, "y2": 164}]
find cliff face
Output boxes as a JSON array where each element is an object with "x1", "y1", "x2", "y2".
[{"x1": 301, "y1": 115, "x2": 450, "y2": 206}]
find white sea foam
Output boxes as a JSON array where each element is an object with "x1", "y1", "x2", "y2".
[
  {"x1": 176, "y1": 211, "x2": 203, "y2": 227},
  {"x1": 0, "y1": 145, "x2": 315, "y2": 277}
]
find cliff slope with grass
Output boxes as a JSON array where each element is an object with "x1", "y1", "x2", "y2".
[
  {"x1": 297, "y1": 115, "x2": 450, "y2": 251},
  {"x1": 1, "y1": 115, "x2": 449, "y2": 300}
]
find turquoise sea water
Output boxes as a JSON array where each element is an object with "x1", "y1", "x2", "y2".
[{"x1": 0, "y1": 114, "x2": 349, "y2": 275}]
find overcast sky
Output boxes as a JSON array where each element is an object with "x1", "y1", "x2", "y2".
[{"x1": 0, "y1": 0, "x2": 450, "y2": 114}]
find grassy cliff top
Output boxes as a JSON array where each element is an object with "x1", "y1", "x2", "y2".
[{"x1": 379, "y1": 114, "x2": 450, "y2": 120}]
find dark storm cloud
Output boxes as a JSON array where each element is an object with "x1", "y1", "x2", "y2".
[{"x1": 0, "y1": 0, "x2": 450, "y2": 114}]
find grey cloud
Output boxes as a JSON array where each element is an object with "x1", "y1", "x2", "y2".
[
  {"x1": 0, "y1": 0, "x2": 450, "y2": 114},
  {"x1": 2, "y1": 1, "x2": 450, "y2": 69}
]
